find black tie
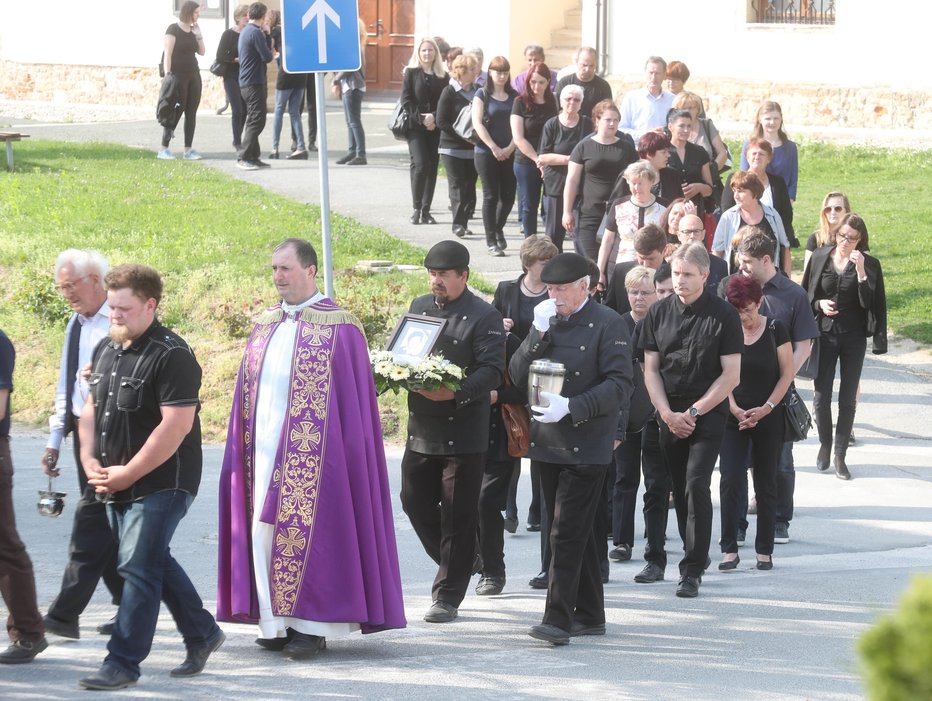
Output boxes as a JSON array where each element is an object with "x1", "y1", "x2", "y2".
[{"x1": 64, "y1": 316, "x2": 82, "y2": 436}]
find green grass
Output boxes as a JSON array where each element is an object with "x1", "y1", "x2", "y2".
[
  {"x1": 726, "y1": 139, "x2": 932, "y2": 343},
  {"x1": 0, "y1": 140, "x2": 429, "y2": 439}
]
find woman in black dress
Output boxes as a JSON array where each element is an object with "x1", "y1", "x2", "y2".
[
  {"x1": 719, "y1": 275, "x2": 795, "y2": 571},
  {"x1": 400, "y1": 37, "x2": 449, "y2": 225},
  {"x1": 802, "y1": 214, "x2": 887, "y2": 480},
  {"x1": 665, "y1": 108, "x2": 714, "y2": 218}
]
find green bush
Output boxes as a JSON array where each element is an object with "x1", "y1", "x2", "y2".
[
  {"x1": 13, "y1": 270, "x2": 71, "y2": 327},
  {"x1": 859, "y1": 575, "x2": 932, "y2": 700}
]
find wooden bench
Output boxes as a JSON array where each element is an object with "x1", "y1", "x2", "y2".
[{"x1": 0, "y1": 131, "x2": 30, "y2": 170}]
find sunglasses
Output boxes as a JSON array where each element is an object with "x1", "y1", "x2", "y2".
[{"x1": 823, "y1": 205, "x2": 846, "y2": 214}]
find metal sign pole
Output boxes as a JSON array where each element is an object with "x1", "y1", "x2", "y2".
[{"x1": 315, "y1": 75, "x2": 334, "y2": 299}]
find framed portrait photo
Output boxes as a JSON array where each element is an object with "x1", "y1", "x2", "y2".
[{"x1": 386, "y1": 314, "x2": 447, "y2": 363}]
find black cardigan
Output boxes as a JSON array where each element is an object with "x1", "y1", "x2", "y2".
[
  {"x1": 722, "y1": 171, "x2": 796, "y2": 246},
  {"x1": 801, "y1": 246, "x2": 887, "y2": 355},
  {"x1": 436, "y1": 84, "x2": 474, "y2": 151}
]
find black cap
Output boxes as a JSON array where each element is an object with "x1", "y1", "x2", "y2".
[
  {"x1": 540, "y1": 253, "x2": 590, "y2": 284},
  {"x1": 424, "y1": 240, "x2": 470, "y2": 270}
]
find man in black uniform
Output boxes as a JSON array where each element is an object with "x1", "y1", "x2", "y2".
[
  {"x1": 78, "y1": 265, "x2": 223, "y2": 690},
  {"x1": 640, "y1": 242, "x2": 742, "y2": 598},
  {"x1": 400, "y1": 241, "x2": 505, "y2": 624},
  {"x1": 510, "y1": 253, "x2": 632, "y2": 645}
]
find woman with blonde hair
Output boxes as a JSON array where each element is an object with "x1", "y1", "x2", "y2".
[
  {"x1": 805, "y1": 191, "x2": 852, "y2": 266},
  {"x1": 400, "y1": 37, "x2": 449, "y2": 224}
]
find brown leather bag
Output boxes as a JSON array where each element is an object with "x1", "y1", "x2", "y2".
[{"x1": 500, "y1": 370, "x2": 530, "y2": 458}]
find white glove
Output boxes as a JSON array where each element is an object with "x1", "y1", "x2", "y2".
[
  {"x1": 532, "y1": 298, "x2": 557, "y2": 333},
  {"x1": 531, "y1": 391, "x2": 570, "y2": 423}
]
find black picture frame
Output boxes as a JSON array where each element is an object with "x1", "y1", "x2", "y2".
[
  {"x1": 385, "y1": 314, "x2": 447, "y2": 363},
  {"x1": 174, "y1": 0, "x2": 224, "y2": 20}
]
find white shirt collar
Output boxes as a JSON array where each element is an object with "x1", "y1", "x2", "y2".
[{"x1": 281, "y1": 290, "x2": 325, "y2": 316}]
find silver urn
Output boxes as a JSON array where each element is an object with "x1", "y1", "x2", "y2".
[{"x1": 528, "y1": 360, "x2": 566, "y2": 408}]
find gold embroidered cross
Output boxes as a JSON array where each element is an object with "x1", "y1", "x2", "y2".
[
  {"x1": 302, "y1": 324, "x2": 333, "y2": 346},
  {"x1": 290, "y1": 421, "x2": 321, "y2": 452},
  {"x1": 276, "y1": 527, "x2": 307, "y2": 557}
]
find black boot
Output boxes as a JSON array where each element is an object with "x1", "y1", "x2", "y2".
[
  {"x1": 421, "y1": 209, "x2": 437, "y2": 225},
  {"x1": 410, "y1": 209, "x2": 421, "y2": 225},
  {"x1": 834, "y1": 454, "x2": 851, "y2": 480},
  {"x1": 816, "y1": 444, "x2": 831, "y2": 472}
]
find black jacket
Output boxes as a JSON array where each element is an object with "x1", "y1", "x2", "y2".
[
  {"x1": 156, "y1": 73, "x2": 182, "y2": 129},
  {"x1": 801, "y1": 246, "x2": 887, "y2": 355}
]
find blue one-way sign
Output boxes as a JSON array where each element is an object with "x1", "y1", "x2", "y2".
[{"x1": 281, "y1": 0, "x2": 361, "y2": 73}]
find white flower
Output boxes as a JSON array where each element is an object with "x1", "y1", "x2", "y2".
[
  {"x1": 389, "y1": 366, "x2": 411, "y2": 381},
  {"x1": 374, "y1": 361, "x2": 393, "y2": 376}
]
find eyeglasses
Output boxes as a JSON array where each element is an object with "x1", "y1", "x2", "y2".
[
  {"x1": 824, "y1": 205, "x2": 846, "y2": 214},
  {"x1": 626, "y1": 289, "x2": 656, "y2": 297},
  {"x1": 678, "y1": 228, "x2": 705, "y2": 238},
  {"x1": 837, "y1": 232, "x2": 860, "y2": 243},
  {"x1": 56, "y1": 275, "x2": 88, "y2": 294},
  {"x1": 563, "y1": 97, "x2": 581, "y2": 102}
]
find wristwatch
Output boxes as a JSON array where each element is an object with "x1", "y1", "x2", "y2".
[
  {"x1": 688, "y1": 406, "x2": 700, "y2": 418},
  {"x1": 765, "y1": 400, "x2": 776, "y2": 410}
]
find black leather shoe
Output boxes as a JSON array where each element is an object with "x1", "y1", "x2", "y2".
[
  {"x1": 421, "y1": 211, "x2": 437, "y2": 224},
  {"x1": 43, "y1": 613, "x2": 79, "y2": 639},
  {"x1": 526, "y1": 522, "x2": 541, "y2": 532},
  {"x1": 282, "y1": 632, "x2": 326, "y2": 659},
  {"x1": 255, "y1": 629, "x2": 294, "y2": 651},
  {"x1": 268, "y1": 150, "x2": 280, "y2": 159},
  {"x1": 570, "y1": 621, "x2": 606, "y2": 637},
  {"x1": 97, "y1": 616, "x2": 117, "y2": 636},
  {"x1": 79, "y1": 663, "x2": 138, "y2": 690},
  {"x1": 452, "y1": 225, "x2": 467, "y2": 238},
  {"x1": 170, "y1": 629, "x2": 226, "y2": 677},
  {"x1": 834, "y1": 455, "x2": 851, "y2": 480},
  {"x1": 718, "y1": 555, "x2": 740, "y2": 571},
  {"x1": 528, "y1": 572, "x2": 548, "y2": 589},
  {"x1": 496, "y1": 231, "x2": 508, "y2": 250},
  {"x1": 336, "y1": 153, "x2": 354, "y2": 165},
  {"x1": 817, "y1": 444, "x2": 831, "y2": 471},
  {"x1": 0, "y1": 638, "x2": 47, "y2": 664},
  {"x1": 410, "y1": 210, "x2": 421, "y2": 225},
  {"x1": 475, "y1": 575, "x2": 506, "y2": 596},
  {"x1": 528, "y1": 623, "x2": 570, "y2": 645},
  {"x1": 676, "y1": 575, "x2": 701, "y2": 598},
  {"x1": 634, "y1": 562, "x2": 665, "y2": 583},
  {"x1": 503, "y1": 516, "x2": 518, "y2": 533},
  {"x1": 424, "y1": 600, "x2": 458, "y2": 623},
  {"x1": 609, "y1": 544, "x2": 631, "y2": 562},
  {"x1": 756, "y1": 556, "x2": 774, "y2": 571}
]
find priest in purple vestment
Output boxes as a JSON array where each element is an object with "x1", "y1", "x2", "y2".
[{"x1": 217, "y1": 238, "x2": 406, "y2": 659}]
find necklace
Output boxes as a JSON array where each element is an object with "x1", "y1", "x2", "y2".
[{"x1": 522, "y1": 278, "x2": 547, "y2": 296}]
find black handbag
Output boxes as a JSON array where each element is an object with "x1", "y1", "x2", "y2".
[
  {"x1": 783, "y1": 386, "x2": 812, "y2": 442},
  {"x1": 388, "y1": 99, "x2": 413, "y2": 141},
  {"x1": 796, "y1": 336, "x2": 821, "y2": 380},
  {"x1": 209, "y1": 60, "x2": 226, "y2": 77}
]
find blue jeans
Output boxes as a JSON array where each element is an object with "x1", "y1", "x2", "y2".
[
  {"x1": 342, "y1": 88, "x2": 366, "y2": 157},
  {"x1": 272, "y1": 88, "x2": 305, "y2": 151},
  {"x1": 513, "y1": 160, "x2": 543, "y2": 236},
  {"x1": 105, "y1": 490, "x2": 218, "y2": 678}
]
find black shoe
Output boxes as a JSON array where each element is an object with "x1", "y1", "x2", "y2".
[
  {"x1": 570, "y1": 621, "x2": 606, "y2": 637},
  {"x1": 255, "y1": 629, "x2": 294, "y2": 650},
  {"x1": 676, "y1": 575, "x2": 701, "y2": 598},
  {"x1": 79, "y1": 663, "x2": 137, "y2": 690},
  {"x1": 529, "y1": 623, "x2": 570, "y2": 645},
  {"x1": 268, "y1": 150, "x2": 280, "y2": 159},
  {"x1": 424, "y1": 600, "x2": 458, "y2": 623},
  {"x1": 347, "y1": 156, "x2": 367, "y2": 165},
  {"x1": 834, "y1": 455, "x2": 852, "y2": 480},
  {"x1": 496, "y1": 231, "x2": 507, "y2": 250},
  {"x1": 817, "y1": 444, "x2": 831, "y2": 471},
  {"x1": 718, "y1": 555, "x2": 740, "y2": 571},
  {"x1": 488, "y1": 245, "x2": 505, "y2": 257},
  {"x1": 528, "y1": 571, "x2": 548, "y2": 589},
  {"x1": 170, "y1": 629, "x2": 225, "y2": 677},
  {"x1": 282, "y1": 632, "x2": 326, "y2": 659},
  {"x1": 634, "y1": 562, "x2": 665, "y2": 583},
  {"x1": 475, "y1": 575, "x2": 506, "y2": 596},
  {"x1": 0, "y1": 638, "x2": 47, "y2": 664},
  {"x1": 410, "y1": 210, "x2": 421, "y2": 225},
  {"x1": 503, "y1": 516, "x2": 518, "y2": 534},
  {"x1": 97, "y1": 616, "x2": 117, "y2": 636},
  {"x1": 287, "y1": 149, "x2": 309, "y2": 160},
  {"x1": 336, "y1": 153, "x2": 354, "y2": 165},
  {"x1": 452, "y1": 225, "x2": 467, "y2": 238},
  {"x1": 526, "y1": 522, "x2": 541, "y2": 532},
  {"x1": 756, "y1": 556, "x2": 774, "y2": 571},
  {"x1": 255, "y1": 159, "x2": 271, "y2": 168},
  {"x1": 609, "y1": 544, "x2": 631, "y2": 562},
  {"x1": 421, "y1": 211, "x2": 437, "y2": 225},
  {"x1": 42, "y1": 613, "x2": 79, "y2": 639}
]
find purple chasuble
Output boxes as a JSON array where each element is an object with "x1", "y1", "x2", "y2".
[{"x1": 217, "y1": 299, "x2": 406, "y2": 633}]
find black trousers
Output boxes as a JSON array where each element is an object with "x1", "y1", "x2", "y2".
[
  {"x1": 573, "y1": 211, "x2": 603, "y2": 262},
  {"x1": 298, "y1": 74, "x2": 317, "y2": 145},
  {"x1": 400, "y1": 450, "x2": 484, "y2": 607},
  {"x1": 543, "y1": 195, "x2": 566, "y2": 252},
  {"x1": 478, "y1": 456, "x2": 518, "y2": 578},
  {"x1": 719, "y1": 409, "x2": 783, "y2": 556},
  {"x1": 658, "y1": 404, "x2": 727, "y2": 578},
  {"x1": 639, "y1": 419, "x2": 671, "y2": 568},
  {"x1": 161, "y1": 70, "x2": 202, "y2": 148},
  {"x1": 813, "y1": 331, "x2": 866, "y2": 458},
  {"x1": 474, "y1": 149, "x2": 516, "y2": 242},
  {"x1": 442, "y1": 154, "x2": 478, "y2": 229},
  {"x1": 407, "y1": 129, "x2": 442, "y2": 212},
  {"x1": 538, "y1": 461, "x2": 607, "y2": 632},
  {"x1": 47, "y1": 429, "x2": 122, "y2": 624},
  {"x1": 240, "y1": 83, "x2": 268, "y2": 163},
  {"x1": 611, "y1": 431, "x2": 642, "y2": 548}
]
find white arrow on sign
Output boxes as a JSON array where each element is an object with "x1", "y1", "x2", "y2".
[{"x1": 302, "y1": 0, "x2": 341, "y2": 64}]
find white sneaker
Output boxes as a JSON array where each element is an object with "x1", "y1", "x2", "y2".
[
  {"x1": 236, "y1": 160, "x2": 260, "y2": 171},
  {"x1": 182, "y1": 150, "x2": 202, "y2": 160},
  {"x1": 156, "y1": 149, "x2": 174, "y2": 160}
]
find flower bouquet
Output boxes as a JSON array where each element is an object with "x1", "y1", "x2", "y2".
[{"x1": 370, "y1": 350, "x2": 463, "y2": 395}]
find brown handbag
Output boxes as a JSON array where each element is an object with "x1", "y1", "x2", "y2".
[{"x1": 500, "y1": 370, "x2": 530, "y2": 458}]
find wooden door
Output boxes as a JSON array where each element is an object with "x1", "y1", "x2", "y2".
[{"x1": 358, "y1": 0, "x2": 414, "y2": 93}]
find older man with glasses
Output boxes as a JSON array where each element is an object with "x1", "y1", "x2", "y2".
[{"x1": 677, "y1": 213, "x2": 728, "y2": 292}]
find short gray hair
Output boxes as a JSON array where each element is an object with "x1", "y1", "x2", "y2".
[
  {"x1": 55, "y1": 249, "x2": 109, "y2": 288},
  {"x1": 669, "y1": 241, "x2": 710, "y2": 274},
  {"x1": 623, "y1": 160, "x2": 658, "y2": 184},
  {"x1": 560, "y1": 83, "x2": 584, "y2": 102}
]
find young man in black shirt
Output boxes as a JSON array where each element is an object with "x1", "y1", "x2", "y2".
[
  {"x1": 78, "y1": 265, "x2": 223, "y2": 690},
  {"x1": 640, "y1": 242, "x2": 742, "y2": 598}
]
